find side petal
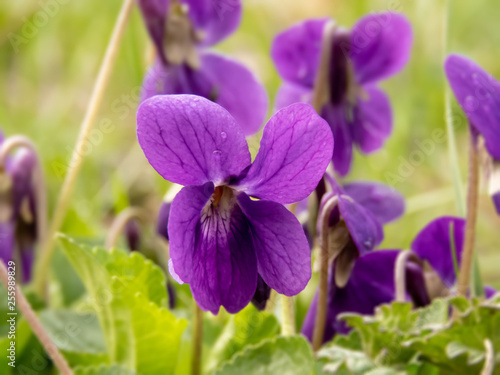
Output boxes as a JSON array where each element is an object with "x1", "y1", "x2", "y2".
[
  {"x1": 137, "y1": 0, "x2": 170, "y2": 64},
  {"x1": 137, "y1": 95, "x2": 251, "y2": 186},
  {"x1": 343, "y1": 181, "x2": 405, "y2": 224},
  {"x1": 338, "y1": 194, "x2": 384, "y2": 256},
  {"x1": 200, "y1": 52, "x2": 268, "y2": 135},
  {"x1": 238, "y1": 103, "x2": 333, "y2": 204},
  {"x1": 445, "y1": 54, "x2": 500, "y2": 159},
  {"x1": 183, "y1": 0, "x2": 241, "y2": 46},
  {"x1": 350, "y1": 13, "x2": 413, "y2": 85},
  {"x1": 274, "y1": 82, "x2": 313, "y2": 111},
  {"x1": 321, "y1": 104, "x2": 353, "y2": 176},
  {"x1": 271, "y1": 18, "x2": 329, "y2": 88},
  {"x1": 350, "y1": 86, "x2": 393, "y2": 154},
  {"x1": 237, "y1": 193, "x2": 311, "y2": 296},
  {"x1": 411, "y1": 216, "x2": 465, "y2": 289},
  {"x1": 168, "y1": 183, "x2": 257, "y2": 313}
]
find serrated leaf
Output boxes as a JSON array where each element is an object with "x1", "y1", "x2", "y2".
[
  {"x1": 58, "y1": 234, "x2": 187, "y2": 374},
  {"x1": 39, "y1": 309, "x2": 106, "y2": 354},
  {"x1": 214, "y1": 335, "x2": 314, "y2": 375},
  {"x1": 206, "y1": 304, "x2": 280, "y2": 372}
]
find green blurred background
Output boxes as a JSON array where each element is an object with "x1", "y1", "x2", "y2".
[{"x1": 0, "y1": 0, "x2": 498, "y2": 297}]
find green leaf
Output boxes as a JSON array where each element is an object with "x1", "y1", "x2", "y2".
[
  {"x1": 58, "y1": 234, "x2": 188, "y2": 374},
  {"x1": 74, "y1": 364, "x2": 135, "y2": 375},
  {"x1": 39, "y1": 309, "x2": 106, "y2": 354},
  {"x1": 214, "y1": 335, "x2": 314, "y2": 375},
  {"x1": 206, "y1": 304, "x2": 280, "y2": 372}
]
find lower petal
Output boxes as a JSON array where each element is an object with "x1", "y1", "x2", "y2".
[
  {"x1": 168, "y1": 183, "x2": 257, "y2": 314},
  {"x1": 237, "y1": 193, "x2": 311, "y2": 296},
  {"x1": 321, "y1": 104, "x2": 353, "y2": 176},
  {"x1": 351, "y1": 86, "x2": 392, "y2": 154}
]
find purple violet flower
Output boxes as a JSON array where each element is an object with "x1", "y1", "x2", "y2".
[
  {"x1": 0, "y1": 147, "x2": 38, "y2": 283},
  {"x1": 444, "y1": 54, "x2": 500, "y2": 214},
  {"x1": 315, "y1": 174, "x2": 404, "y2": 287},
  {"x1": 138, "y1": 0, "x2": 268, "y2": 135},
  {"x1": 302, "y1": 216, "x2": 495, "y2": 343},
  {"x1": 271, "y1": 13, "x2": 412, "y2": 175},
  {"x1": 137, "y1": 94, "x2": 333, "y2": 314}
]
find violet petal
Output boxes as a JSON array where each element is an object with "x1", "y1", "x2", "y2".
[
  {"x1": 137, "y1": 95, "x2": 251, "y2": 186},
  {"x1": 350, "y1": 13, "x2": 413, "y2": 85},
  {"x1": 271, "y1": 18, "x2": 329, "y2": 88},
  {"x1": 237, "y1": 193, "x2": 311, "y2": 296},
  {"x1": 343, "y1": 181, "x2": 405, "y2": 224},
  {"x1": 411, "y1": 216, "x2": 465, "y2": 289},
  {"x1": 238, "y1": 103, "x2": 333, "y2": 204}
]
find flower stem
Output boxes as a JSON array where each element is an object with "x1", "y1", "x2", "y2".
[
  {"x1": 32, "y1": 0, "x2": 136, "y2": 298},
  {"x1": 456, "y1": 133, "x2": 480, "y2": 297},
  {"x1": 0, "y1": 261, "x2": 73, "y2": 375},
  {"x1": 394, "y1": 250, "x2": 419, "y2": 302},
  {"x1": 191, "y1": 302, "x2": 203, "y2": 375},
  {"x1": 280, "y1": 295, "x2": 295, "y2": 336},
  {"x1": 312, "y1": 196, "x2": 338, "y2": 352},
  {"x1": 105, "y1": 207, "x2": 148, "y2": 250}
]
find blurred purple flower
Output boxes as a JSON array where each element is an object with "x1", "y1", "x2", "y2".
[
  {"x1": 137, "y1": 94, "x2": 333, "y2": 314},
  {"x1": 272, "y1": 13, "x2": 412, "y2": 175},
  {"x1": 315, "y1": 174, "x2": 404, "y2": 287},
  {"x1": 138, "y1": 0, "x2": 268, "y2": 135},
  {"x1": 0, "y1": 147, "x2": 38, "y2": 283},
  {"x1": 302, "y1": 216, "x2": 495, "y2": 343},
  {"x1": 445, "y1": 55, "x2": 500, "y2": 214}
]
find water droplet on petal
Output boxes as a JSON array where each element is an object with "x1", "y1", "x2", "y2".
[
  {"x1": 464, "y1": 96, "x2": 477, "y2": 111},
  {"x1": 220, "y1": 132, "x2": 227, "y2": 141},
  {"x1": 363, "y1": 239, "x2": 373, "y2": 248},
  {"x1": 213, "y1": 150, "x2": 222, "y2": 159}
]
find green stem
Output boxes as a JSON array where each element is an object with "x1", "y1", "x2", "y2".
[
  {"x1": 191, "y1": 302, "x2": 203, "y2": 375},
  {"x1": 32, "y1": 0, "x2": 136, "y2": 298},
  {"x1": 443, "y1": 0, "x2": 483, "y2": 297},
  {"x1": 280, "y1": 295, "x2": 295, "y2": 336}
]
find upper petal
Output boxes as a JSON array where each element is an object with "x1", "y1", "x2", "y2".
[
  {"x1": 337, "y1": 193, "x2": 384, "y2": 256},
  {"x1": 137, "y1": 95, "x2": 251, "y2": 186},
  {"x1": 445, "y1": 54, "x2": 500, "y2": 159},
  {"x1": 350, "y1": 13, "x2": 413, "y2": 85},
  {"x1": 182, "y1": 0, "x2": 242, "y2": 46},
  {"x1": 168, "y1": 183, "x2": 257, "y2": 314},
  {"x1": 199, "y1": 52, "x2": 268, "y2": 135},
  {"x1": 141, "y1": 62, "x2": 214, "y2": 103},
  {"x1": 271, "y1": 18, "x2": 329, "y2": 88},
  {"x1": 238, "y1": 103, "x2": 333, "y2": 204},
  {"x1": 237, "y1": 193, "x2": 311, "y2": 296},
  {"x1": 411, "y1": 216, "x2": 465, "y2": 289},
  {"x1": 137, "y1": 0, "x2": 170, "y2": 64},
  {"x1": 343, "y1": 181, "x2": 405, "y2": 224},
  {"x1": 350, "y1": 86, "x2": 393, "y2": 153}
]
